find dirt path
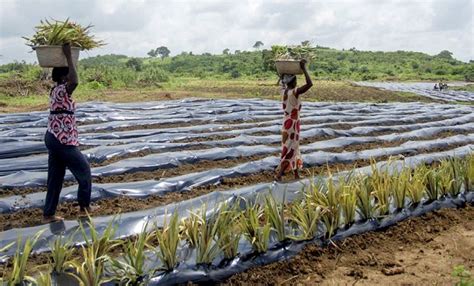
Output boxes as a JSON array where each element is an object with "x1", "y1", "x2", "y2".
[{"x1": 225, "y1": 205, "x2": 474, "y2": 285}]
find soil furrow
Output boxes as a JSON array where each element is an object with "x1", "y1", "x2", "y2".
[
  {"x1": 0, "y1": 160, "x2": 364, "y2": 231},
  {"x1": 1, "y1": 130, "x2": 470, "y2": 198},
  {"x1": 224, "y1": 206, "x2": 474, "y2": 285},
  {"x1": 87, "y1": 117, "x2": 279, "y2": 133},
  {"x1": 1, "y1": 141, "x2": 468, "y2": 232}
]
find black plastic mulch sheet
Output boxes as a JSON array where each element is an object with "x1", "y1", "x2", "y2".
[
  {"x1": 0, "y1": 141, "x2": 47, "y2": 159},
  {"x1": 0, "y1": 99, "x2": 473, "y2": 281},
  {"x1": 356, "y1": 82, "x2": 474, "y2": 102},
  {"x1": 0, "y1": 145, "x2": 472, "y2": 262},
  {"x1": 0, "y1": 100, "x2": 471, "y2": 141},
  {"x1": 0, "y1": 144, "x2": 277, "y2": 177},
  {"x1": 1, "y1": 107, "x2": 471, "y2": 143},
  {"x1": 0, "y1": 101, "x2": 471, "y2": 175},
  {"x1": 0, "y1": 140, "x2": 472, "y2": 214},
  {"x1": 1, "y1": 120, "x2": 473, "y2": 184}
]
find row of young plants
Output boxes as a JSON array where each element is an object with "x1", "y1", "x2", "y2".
[{"x1": 1, "y1": 155, "x2": 473, "y2": 286}]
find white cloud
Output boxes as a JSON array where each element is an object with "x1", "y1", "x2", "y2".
[{"x1": 0, "y1": 0, "x2": 472, "y2": 64}]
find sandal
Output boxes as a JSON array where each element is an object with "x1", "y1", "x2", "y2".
[
  {"x1": 42, "y1": 215, "x2": 64, "y2": 224},
  {"x1": 78, "y1": 205, "x2": 99, "y2": 217}
]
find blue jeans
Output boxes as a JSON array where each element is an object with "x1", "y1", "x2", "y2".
[{"x1": 43, "y1": 131, "x2": 91, "y2": 216}]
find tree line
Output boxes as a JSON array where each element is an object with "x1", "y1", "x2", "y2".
[{"x1": 0, "y1": 42, "x2": 473, "y2": 92}]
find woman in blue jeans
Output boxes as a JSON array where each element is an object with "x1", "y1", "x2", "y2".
[{"x1": 43, "y1": 44, "x2": 95, "y2": 223}]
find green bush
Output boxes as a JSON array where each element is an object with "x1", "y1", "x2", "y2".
[
  {"x1": 462, "y1": 63, "x2": 474, "y2": 82},
  {"x1": 84, "y1": 80, "x2": 105, "y2": 90},
  {"x1": 230, "y1": 70, "x2": 241, "y2": 79},
  {"x1": 138, "y1": 66, "x2": 169, "y2": 84},
  {"x1": 23, "y1": 66, "x2": 44, "y2": 81},
  {"x1": 126, "y1": 58, "x2": 143, "y2": 72}
]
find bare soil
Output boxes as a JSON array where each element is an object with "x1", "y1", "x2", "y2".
[
  {"x1": 0, "y1": 159, "x2": 365, "y2": 231},
  {"x1": 224, "y1": 205, "x2": 474, "y2": 286},
  {"x1": 180, "y1": 81, "x2": 436, "y2": 103},
  {"x1": 92, "y1": 154, "x2": 277, "y2": 184},
  {"x1": 89, "y1": 144, "x2": 213, "y2": 167},
  {"x1": 0, "y1": 190, "x2": 213, "y2": 232},
  {"x1": 103, "y1": 117, "x2": 277, "y2": 133},
  {"x1": 174, "y1": 134, "x2": 236, "y2": 143}
]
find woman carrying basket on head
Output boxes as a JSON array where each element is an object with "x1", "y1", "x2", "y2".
[
  {"x1": 275, "y1": 59, "x2": 313, "y2": 181},
  {"x1": 43, "y1": 43, "x2": 95, "y2": 223}
]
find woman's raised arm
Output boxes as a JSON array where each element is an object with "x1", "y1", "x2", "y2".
[
  {"x1": 63, "y1": 43, "x2": 78, "y2": 94},
  {"x1": 296, "y1": 59, "x2": 313, "y2": 95}
]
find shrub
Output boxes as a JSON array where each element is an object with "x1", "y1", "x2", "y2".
[
  {"x1": 138, "y1": 66, "x2": 169, "y2": 84},
  {"x1": 126, "y1": 58, "x2": 143, "y2": 72}
]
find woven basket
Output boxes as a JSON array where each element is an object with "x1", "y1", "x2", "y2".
[
  {"x1": 34, "y1": 45, "x2": 80, "y2": 68},
  {"x1": 275, "y1": 60, "x2": 303, "y2": 75}
]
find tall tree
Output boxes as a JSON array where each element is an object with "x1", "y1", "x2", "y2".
[
  {"x1": 126, "y1": 58, "x2": 143, "y2": 71},
  {"x1": 147, "y1": 49, "x2": 157, "y2": 57},
  {"x1": 156, "y1": 46, "x2": 171, "y2": 59},
  {"x1": 436, "y1": 50, "x2": 453, "y2": 60},
  {"x1": 223, "y1": 48, "x2": 230, "y2": 55},
  {"x1": 253, "y1": 41, "x2": 264, "y2": 50},
  {"x1": 301, "y1": 40, "x2": 311, "y2": 47}
]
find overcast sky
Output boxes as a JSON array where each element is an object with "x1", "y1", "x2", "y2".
[{"x1": 0, "y1": 0, "x2": 472, "y2": 64}]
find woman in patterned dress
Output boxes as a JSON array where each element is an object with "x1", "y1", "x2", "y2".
[
  {"x1": 43, "y1": 44, "x2": 94, "y2": 223},
  {"x1": 275, "y1": 60, "x2": 313, "y2": 181}
]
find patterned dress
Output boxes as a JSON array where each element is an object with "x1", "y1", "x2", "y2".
[
  {"x1": 47, "y1": 83, "x2": 79, "y2": 146},
  {"x1": 278, "y1": 85, "x2": 303, "y2": 173}
]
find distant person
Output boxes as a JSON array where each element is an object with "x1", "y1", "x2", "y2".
[
  {"x1": 275, "y1": 59, "x2": 313, "y2": 181},
  {"x1": 439, "y1": 82, "x2": 444, "y2": 90},
  {"x1": 434, "y1": 83, "x2": 439, "y2": 90},
  {"x1": 43, "y1": 43, "x2": 95, "y2": 223}
]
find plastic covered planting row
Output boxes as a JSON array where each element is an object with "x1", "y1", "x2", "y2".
[
  {"x1": 356, "y1": 81, "x2": 474, "y2": 102},
  {"x1": 0, "y1": 144, "x2": 471, "y2": 262}
]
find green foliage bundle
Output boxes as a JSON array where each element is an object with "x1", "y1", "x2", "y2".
[
  {"x1": 272, "y1": 45, "x2": 317, "y2": 61},
  {"x1": 23, "y1": 18, "x2": 105, "y2": 50}
]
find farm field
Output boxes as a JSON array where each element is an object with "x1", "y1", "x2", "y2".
[
  {"x1": 1, "y1": 0, "x2": 473, "y2": 284},
  {"x1": 0, "y1": 94, "x2": 473, "y2": 284},
  {"x1": 0, "y1": 79, "x2": 436, "y2": 113}
]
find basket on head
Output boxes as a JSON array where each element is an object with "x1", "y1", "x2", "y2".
[
  {"x1": 275, "y1": 60, "x2": 303, "y2": 75},
  {"x1": 34, "y1": 45, "x2": 80, "y2": 68}
]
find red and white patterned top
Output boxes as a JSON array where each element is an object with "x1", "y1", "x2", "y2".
[{"x1": 47, "y1": 84, "x2": 79, "y2": 146}]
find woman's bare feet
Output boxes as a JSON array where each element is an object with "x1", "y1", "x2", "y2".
[
  {"x1": 294, "y1": 170, "x2": 300, "y2": 180},
  {"x1": 42, "y1": 215, "x2": 64, "y2": 224},
  {"x1": 274, "y1": 169, "x2": 285, "y2": 181},
  {"x1": 274, "y1": 174, "x2": 282, "y2": 182}
]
